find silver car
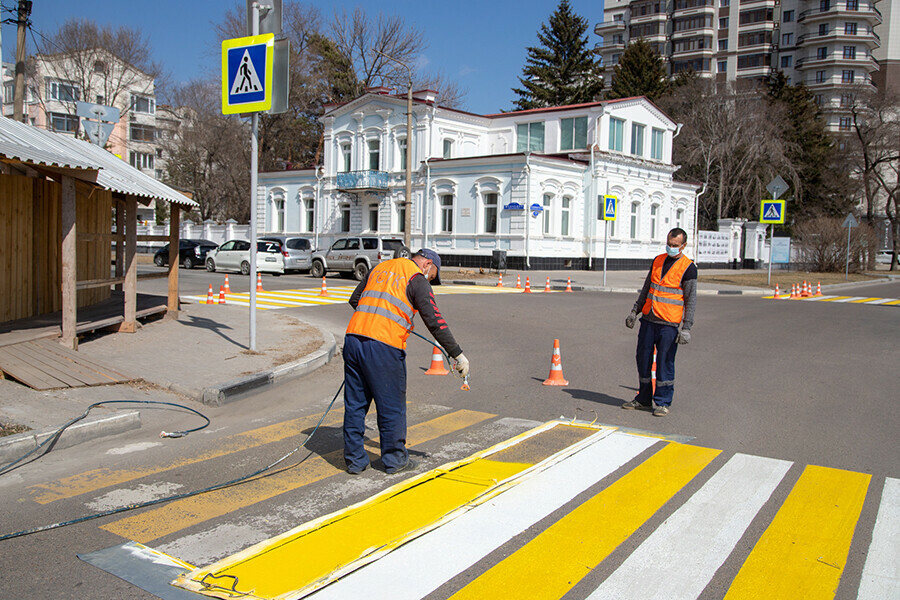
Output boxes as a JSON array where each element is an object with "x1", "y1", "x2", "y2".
[
  {"x1": 205, "y1": 240, "x2": 285, "y2": 275},
  {"x1": 260, "y1": 235, "x2": 313, "y2": 272}
]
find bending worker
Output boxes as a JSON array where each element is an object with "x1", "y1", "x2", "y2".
[
  {"x1": 623, "y1": 228, "x2": 697, "y2": 417},
  {"x1": 343, "y1": 249, "x2": 469, "y2": 475}
]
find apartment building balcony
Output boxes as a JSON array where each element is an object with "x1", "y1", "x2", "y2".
[
  {"x1": 596, "y1": 39, "x2": 627, "y2": 51},
  {"x1": 804, "y1": 73, "x2": 874, "y2": 88},
  {"x1": 336, "y1": 170, "x2": 389, "y2": 192},
  {"x1": 595, "y1": 20, "x2": 627, "y2": 35},
  {"x1": 798, "y1": 4, "x2": 882, "y2": 25},
  {"x1": 631, "y1": 12, "x2": 669, "y2": 24},
  {"x1": 795, "y1": 53, "x2": 879, "y2": 70},
  {"x1": 797, "y1": 29, "x2": 880, "y2": 48}
]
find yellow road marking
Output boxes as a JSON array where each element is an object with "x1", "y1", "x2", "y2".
[
  {"x1": 99, "y1": 410, "x2": 495, "y2": 542},
  {"x1": 850, "y1": 297, "x2": 881, "y2": 303},
  {"x1": 884, "y1": 299, "x2": 900, "y2": 305},
  {"x1": 30, "y1": 411, "x2": 346, "y2": 504},
  {"x1": 450, "y1": 443, "x2": 720, "y2": 600},
  {"x1": 724, "y1": 464, "x2": 870, "y2": 599},
  {"x1": 817, "y1": 296, "x2": 852, "y2": 302}
]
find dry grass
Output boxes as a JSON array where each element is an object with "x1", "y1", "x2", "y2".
[
  {"x1": 0, "y1": 421, "x2": 29, "y2": 437},
  {"x1": 698, "y1": 271, "x2": 886, "y2": 289}
]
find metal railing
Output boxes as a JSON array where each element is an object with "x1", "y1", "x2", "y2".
[{"x1": 335, "y1": 170, "x2": 390, "y2": 191}]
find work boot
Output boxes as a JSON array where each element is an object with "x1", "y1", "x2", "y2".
[
  {"x1": 652, "y1": 405, "x2": 669, "y2": 417},
  {"x1": 621, "y1": 399, "x2": 652, "y2": 411},
  {"x1": 386, "y1": 458, "x2": 418, "y2": 475}
]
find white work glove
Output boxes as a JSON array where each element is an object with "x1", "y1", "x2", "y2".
[
  {"x1": 453, "y1": 353, "x2": 469, "y2": 378},
  {"x1": 676, "y1": 330, "x2": 691, "y2": 345},
  {"x1": 625, "y1": 310, "x2": 637, "y2": 329}
]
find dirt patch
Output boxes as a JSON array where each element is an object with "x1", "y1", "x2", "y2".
[
  {"x1": 1, "y1": 421, "x2": 29, "y2": 437},
  {"x1": 698, "y1": 271, "x2": 886, "y2": 289},
  {"x1": 238, "y1": 317, "x2": 324, "y2": 375},
  {"x1": 446, "y1": 268, "x2": 496, "y2": 281}
]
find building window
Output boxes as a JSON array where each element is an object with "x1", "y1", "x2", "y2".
[
  {"x1": 739, "y1": 30, "x2": 773, "y2": 48},
  {"x1": 129, "y1": 151, "x2": 154, "y2": 170},
  {"x1": 398, "y1": 137, "x2": 407, "y2": 171},
  {"x1": 843, "y1": 46, "x2": 856, "y2": 59},
  {"x1": 674, "y1": 14, "x2": 713, "y2": 32},
  {"x1": 609, "y1": 117, "x2": 624, "y2": 152},
  {"x1": 543, "y1": 193, "x2": 553, "y2": 235},
  {"x1": 48, "y1": 80, "x2": 80, "y2": 102},
  {"x1": 783, "y1": 10, "x2": 794, "y2": 22},
  {"x1": 483, "y1": 193, "x2": 498, "y2": 234},
  {"x1": 650, "y1": 205, "x2": 659, "y2": 239},
  {"x1": 781, "y1": 55, "x2": 793, "y2": 68},
  {"x1": 367, "y1": 139, "x2": 380, "y2": 170},
  {"x1": 49, "y1": 112, "x2": 78, "y2": 133},
  {"x1": 719, "y1": 17, "x2": 729, "y2": 29},
  {"x1": 367, "y1": 203, "x2": 379, "y2": 231},
  {"x1": 439, "y1": 194, "x2": 453, "y2": 233},
  {"x1": 782, "y1": 33, "x2": 793, "y2": 46},
  {"x1": 815, "y1": 70, "x2": 827, "y2": 83},
  {"x1": 131, "y1": 95, "x2": 155, "y2": 114},
  {"x1": 842, "y1": 70, "x2": 855, "y2": 83},
  {"x1": 651, "y1": 128, "x2": 664, "y2": 160},
  {"x1": 718, "y1": 39, "x2": 728, "y2": 51},
  {"x1": 718, "y1": 59, "x2": 728, "y2": 72},
  {"x1": 674, "y1": 36, "x2": 713, "y2": 53},
  {"x1": 819, "y1": 23, "x2": 830, "y2": 36},
  {"x1": 840, "y1": 93, "x2": 854, "y2": 107},
  {"x1": 720, "y1": 0, "x2": 729, "y2": 6},
  {"x1": 305, "y1": 198, "x2": 315, "y2": 232},
  {"x1": 273, "y1": 198, "x2": 285, "y2": 232},
  {"x1": 814, "y1": 94, "x2": 824, "y2": 106},
  {"x1": 676, "y1": 208, "x2": 685, "y2": 229},
  {"x1": 739, "y1": 8, "x2": 773, "y2": 25},
  {"x1": 560, "y1": 116, "x2": 588, "y2": 151},
  {"x1": 2, "y1": 82, "x2": 13, "y2": 104},
  {"x1": 844, "y1": 22, "x2": 857, "y2": 35},
  {"x1": 442, "y1": 139, "x2": 453, "y2": 159},
  {"x1": 341, "y1": 204, "x2": 351, "y2": 232},
  {"x1": 737, "y1": 53, "x2": 771, "y2": 69},
  {"x1": 820, "y1": 0, "x2": 831, "y2": 11},
  {"x1": 130, "y1": 124, "x2": 156, "y2": 142},
  {"x1": 839, "y1": 117, "x2": 852, "y2": 131},
  {"x1": 517, "y1": 122, "x2": 545, "y2": 152},
  {"x1": 846, "y1": 0, "x2": 858, "y2": 10},
  {"x1": 631, "y1": 123, "x2": 645, "y2": 156},
  {"x1": 341, "y1": 142, "x2": 351, "y2": 172},
  {"x1": 398, "y1": 203, "x2": 406, "y2": 234},
  {"x1": 817, "y1": 47, "x2": 828, "y2": 60},
  {"x1": 630, "y1": 202, "x2": 640, "y2": 239},
  {"x1": 561, "y1": 196, "x2": 571, "y2": 236}
]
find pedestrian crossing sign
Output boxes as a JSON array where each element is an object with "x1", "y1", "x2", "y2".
[
  {"x1": 221, "y1": 34, "x2": 274, "y2": 115},
  {"x1": 760, "y1": 199, "x2": 786, "y2": 224},
  {"x1": 602, "y1": 195, "x2": 618, "y2": 221}
]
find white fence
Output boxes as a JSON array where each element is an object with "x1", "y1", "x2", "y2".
[{"x1": 137, "y1": 221, "x2": 252, "y2": 253}]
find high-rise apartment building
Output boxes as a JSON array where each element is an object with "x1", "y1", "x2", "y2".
[{"x1": 596, "y1": 0, "x2": 888, "y2": 132}]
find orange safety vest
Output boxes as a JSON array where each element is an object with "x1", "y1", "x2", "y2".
[
  {"x1": 346, "y1": 258, "x2": 423, "y2": 350},
  {"x1": 642, "y1": 253, "x2": 693, "y2": 324}
]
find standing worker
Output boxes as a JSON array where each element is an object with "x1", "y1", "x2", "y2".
[
  {"x1": 623, "y1": 228, "x2": 697, "y2": 417},
  {"x1": 343, "y1": 249, "x2": 469, "y2": 474}
]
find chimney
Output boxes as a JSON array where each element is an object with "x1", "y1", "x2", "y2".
[{"x1": 412, "y1": 89, "x2": 438, "y2": 103}]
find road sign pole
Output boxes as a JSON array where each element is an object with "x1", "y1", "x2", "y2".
[
  {"x1": 249, "y1": 3, "x2": 260, "y2": 351},
  {"x1": 846, "y1": 225, "x2": 851, "y2": 281},
  {"x1": 603, "y1": 219, "x2": 609, "y2": 287},
  {"x1": 767, "y1": 224, "x2": 773, "y2": 286}
]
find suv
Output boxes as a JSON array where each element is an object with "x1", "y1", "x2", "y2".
[
  {"x1": 259, "y1": 235, "x2": 313, "y2": 272},
  {"x1": 310, "y1": 237, "x2": 410, "y2": 280},
  {"x1": 153, "y1": 239, "x2": 218, "y2": 269}
]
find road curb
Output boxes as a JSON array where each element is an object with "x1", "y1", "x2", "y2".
[
  {"x1": 200, "y1": 325, "x2": 337, "y2": 407},
  {"x1": 446, "y1": 279, "x2": 767, "y2": 295},
  {"x1": 0, "y1": 411, "x2": 141, "y2": 466}
]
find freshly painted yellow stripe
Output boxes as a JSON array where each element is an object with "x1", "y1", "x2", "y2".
[
  {"x1": 724, "y1": 464, "x2": 870, "y2": 600},
  {"x1": 850, "y1": 297, "x2": 881, "y2": 303},
  {"x1": 883, "y1": 299, "x2": 900, "y2": 305},
  {"x1": 99, "y1": 409, "x2": 495, "y2": 542},
  {"x1": 450, "y1": 443, "x2": 720, "y2": 600},
  {"x1": 30, "y1": 411, "x2": 346, "y2": 504}
]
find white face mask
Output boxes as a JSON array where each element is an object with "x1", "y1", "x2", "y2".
[{"x1": 666, "y1": 245, "x2": 681, "y2": 258}]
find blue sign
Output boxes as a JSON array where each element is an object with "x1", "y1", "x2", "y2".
[
  {"x1": 602, "y1": 195, "x2": 618, "y2": 221},
  {"x1": 221, "y1": 34, "x2": 274, "y2": 114},
  {"x1": 530, "y1": 203, "x2": 543, "y2": 217},
  {"x1": 771, "y1": 237, "x2": 791, "y2": 263},
  {"x1": 760, "y1": 199, "x2": 786, "y2": 224},
  {"x1": 503, "y1": 202, "x2": 525, "y2": 211}
]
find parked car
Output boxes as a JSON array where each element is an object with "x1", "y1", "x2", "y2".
[
  {"x1": 310, "y1": 236, "x2": 410, "y2": 280},
  {"x1": 205, "y1": 239, "x2": 285, "y2": 275},
  {"x1": 875, "y1": 251, "x2": 897, "y2": 265},
  {"x1": 259, "y1": 235, "x2": 313, "y2": 272},
  {"x1": 153, "y1": 239, "x2": 218, "y2": 269}
]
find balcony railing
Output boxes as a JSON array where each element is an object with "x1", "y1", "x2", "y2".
[
  {"x1": 798, "y1": 3, "x2": 881, "y2": 24},
  {"x1": 336, "y1": 170, "x2": 389, "y2": 191},
  {"x1": 797, "y1": 29, "x2": 880, "y2": 46}
]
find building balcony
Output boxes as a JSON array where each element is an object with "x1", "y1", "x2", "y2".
[
  {"x1": 630, "y1": 12, "x2": 669, "y2": 24},
  {"x1": 798, "y1": 4, "x2": 881, "y2": 25},
  {"x1": 795, "y1": 54, "x2": 879, "y2": 70},
  {"x1": 596, "y1": 39, "x2": 627, "y2": 50},
  {"x1": 336, "y1": 170, "x2": 389, "y2": 192},
  {"x1": 595, "y1": 20, "x2": 627, "y2": 34},
  {"x1": 797, "y1": 29, "x2": 880, "y2": 48}
]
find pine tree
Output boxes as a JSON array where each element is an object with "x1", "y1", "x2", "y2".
[
  {"x1": 512, "y1": 0, "x2": 603, "y2": 110},
  {"x1": 606, "y1": 39, "x2": 668, "y2": 102}
]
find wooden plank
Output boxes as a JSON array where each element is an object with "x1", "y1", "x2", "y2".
[
  {"x1": 123, "y1": 197, "x2": 137, "y2": 332},
  {"x1": 33, "y1": 339, "x2": 134, "y2": 382},
  {"x1": 12, "y1": 342, "x2": 102, "y2": 387},
  {"x1": 167, "y1": 206, "x2": 180, "y2": 313},
  {"x1": 76, "y1": 278, "x2": 125, "y2": 290},
  {"x1": 60, "y1": 176, "x2": 77, "y2": 349},
  {"x1": 0, "y1": 345, "x2": 67, "y2": 390},
  {"x1": 136, "y1": 235, "x2": 173, "y2": 242}
]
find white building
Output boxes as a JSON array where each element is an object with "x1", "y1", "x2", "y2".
[
  {"x1": 259, "y1": 89, "x2": 699, "y2": 270},
  {"x1": 596, "y1": 0, "x2": 889, "y2": 132}
]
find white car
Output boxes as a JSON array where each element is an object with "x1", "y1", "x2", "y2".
[{"x1": 205, "y1": 240, "x2": 285, "y2": 275}]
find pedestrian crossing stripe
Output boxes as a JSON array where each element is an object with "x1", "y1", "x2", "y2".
[{"x1": 763, "y1": 294, "x2": 900, "y2": 306}]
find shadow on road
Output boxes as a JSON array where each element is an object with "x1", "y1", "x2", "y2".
[{"x1": 178, "y1": 315, "x2": 245, "y2": 348}]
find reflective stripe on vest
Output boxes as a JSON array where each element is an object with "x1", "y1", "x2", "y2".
[
  {"x1": 642, "y1": 253, "x2": 692, "y2": 323},
  {"x1": 346, "y1": 258, "x2": 422, "y2": 350}
]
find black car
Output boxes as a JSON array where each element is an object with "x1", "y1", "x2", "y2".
[{"x1": 153, "y1": 239, "x2": 219, "y2": 269}]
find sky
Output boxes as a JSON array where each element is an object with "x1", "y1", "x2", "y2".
[{"x1": 0, "y1": 0, "x2": 606, "y2": 115}]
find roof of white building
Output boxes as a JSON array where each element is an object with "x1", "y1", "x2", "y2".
[{"x1": 0, "y1": 115, "x2": 197, "y2": 207}]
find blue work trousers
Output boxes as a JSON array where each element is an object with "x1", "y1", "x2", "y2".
[
  {"x1": 342, "y1": 334, "x2": 408, "y2": 472},
  {"x1": 635, "y1": 319, "x2": 679, "y2": 407}
]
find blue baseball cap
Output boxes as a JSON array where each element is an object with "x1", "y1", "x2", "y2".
[{"x1": 415, "y1": 248, "x2": 441, "y2": 285}]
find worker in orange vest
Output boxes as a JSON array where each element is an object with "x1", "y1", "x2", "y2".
[
  {"x1": 623, "y1": 228, "x2": 697, "y2": 417},
  {"x1": 343, "y1": 249, "x2": 468, "y2": 475}
]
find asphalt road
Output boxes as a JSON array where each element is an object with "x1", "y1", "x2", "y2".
[{"x1": 1, "y1": 276, "x2": 897, "y2": 599}]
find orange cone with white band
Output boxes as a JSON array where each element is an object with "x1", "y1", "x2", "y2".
[
  {"x1": 801, "y1": 280, "x2": 811, "y2": 297},
  {"x1": 223, "y1": 275, "x2": 231, "y2": 294},
  {"x1": 543, "y1": 339, "x2": 568, "y2": 386},
  {"x1": 515, "y1": 275, "x2": 522, "y2": 289},
  {"x1": 496, "y1": 274, "x2": 503, "y2": 287},
  {"x1": 544, "y1": 277, "x2": 552, "y2": 292},
  {"x1": 318, "y1": 277, "x2": 329, "y2": 297},
  {"x1": 565, "y1": 277, "x2": 573, "y2": 292},
  {"x1": 523, "y1": 277, "x2": 533, "y2": 293},
  {"x1": 256, "y1": 273, "x2": 264, "y2": 292},
  {"x1": 218, "y1": 285, "x2": 226, "y2": 305},
  {"x1": 815, "y1": 281, "x2": 822, "y2": 296},
  {"x1": 205, "y1": 284, "x2": 215, "y2": 304},
  {"x1": 772, "y1": 284, "x2": 780, "y2": 299},
  {"x1": 424, "y1": 348, "x2": 449, "y2": 375}
]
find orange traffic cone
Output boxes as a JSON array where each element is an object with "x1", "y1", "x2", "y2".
[
  {"x1": 223, "y1": 275, "x2": 231, "y2": 294},
  {"x1": 543, "y1": 339, "x2": 569, "y2": 386},
  {"x1": 801, "y1": 280, "x2": 811, "y2": 297},
  {"x1": 217, "y1": 285, "x2": 226, "y2": 305},
  {"x1": 543, "y1": 277, "x2": 552, "y2": 292},
  {"x1": 496, "y1": 274, "x2": 503, "y2": 287},
  {"x1": 814, "y1": 281, "x2": 822, "y2": 296},
  {"x1": 424, "y1": 348, "x2": 449, "y2": 375},
  {"x1": 772, "y1": 284, "x2": 780, "y2": 299},
  {"x1": 523, "y1": 277, "x2": 533, "y2": 293},
  {"x1": 565, "y1": 277, "x2": 573, "y2": 292},
  {"x1": 789, "y1": 284, "x2": 798, "y2": 299},
  {"x1": 256, "y1": 273, "x2": 264, "y2": 292},
  {"x1": 205, "y1": 284, "x2": 215, "y2": 305},
  {"x1": 515, "y1": 274, "x2": 522, "y2": 289},
  {"x1": 318, "y1": 276, "x2": 329, "y2": 297}
]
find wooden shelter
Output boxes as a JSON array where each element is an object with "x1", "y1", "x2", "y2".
[{"x1": 0, "y1": 115, "x2": 198, "y2": 351}]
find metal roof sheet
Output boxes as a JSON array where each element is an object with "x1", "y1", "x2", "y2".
[{"x1": 0, "y1": 116, "x2": 197, "y2": 207}]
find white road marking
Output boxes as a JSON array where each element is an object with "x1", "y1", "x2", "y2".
[{"x1": 858, "y1": 477, "x2": 900, "y2": 599}]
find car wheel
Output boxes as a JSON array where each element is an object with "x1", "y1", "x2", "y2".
[
  {"x1": 154, "y1": 254, "x2": 165, "y2": 267},
  {"x1": 241, "y1": 261, "x2": 251, "y2": 276},
  {"x1": 183, "y1": 256, "x2": 194, "y2": 269},
  {"x1": 206, "y1": 258, "x2": 216, "y2": 272},
  {"x1": 310, "y1": 260, "x2": 325, "y2": 279},
  {"x1": 354, "y1": 261, "x2": 370, "y2": 281},
  {"x1": 396, "y1": 245, "x2": 412, "y2": 259}
]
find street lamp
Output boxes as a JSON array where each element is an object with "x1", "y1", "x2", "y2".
[{"x1": 374, "y1": 50, "x2": 413, "y2": 248}]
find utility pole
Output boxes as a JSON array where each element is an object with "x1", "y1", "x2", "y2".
[{"x1": 14, "y1": 0, "x2": 31, "y2": 123}]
